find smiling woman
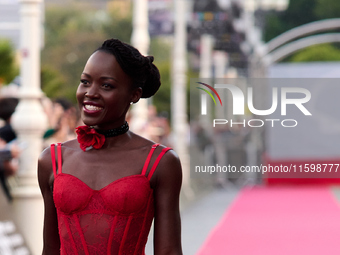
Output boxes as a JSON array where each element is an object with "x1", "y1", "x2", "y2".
[{"x1": 38, "y1": 38, "x2": 183, "y2": 255}]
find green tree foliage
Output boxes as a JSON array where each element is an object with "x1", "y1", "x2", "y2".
[
  {"x1": 264, "y1": 0, "x2": 318, "y2": 42},
  {"x1": 314, "y1": 0, "x2": 340, "y2": 19},
  {"x1": 41, "y1": 6, "x2": 132, "y2": 103},
  {"x1": 152, "y1": 61, "x2": 171, "y2": 114},
  {"x1": 264, "y1": 0, "x2": 340, "y2": 42},
  {"x1": 0, "y1": 39, "x2": 18, "y2": 84},
  {"x1": 41, "y1": 66, "x2": 65, "y2": 99},
  {"x1": 290, "y1": 44, "x2": 340, "y2": 62},
  {"x1": 149, "y1": 38, "x2": 171, "y2": 116}
]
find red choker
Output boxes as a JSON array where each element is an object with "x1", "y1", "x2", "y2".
[{"x1": 75, "y1": 122, "x2": 129, "y2": 151}]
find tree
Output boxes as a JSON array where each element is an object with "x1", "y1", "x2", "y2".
[
  {"x1": 149, "y1": 38, "x2": 171, "y2": 117},
  {"x1": 41, "y1": 5, "x2": 133, "y2": 103},
  {"x1": 0, "y1": 39, "x2": 18, "y2": 85},
  {"x1": 290, "y1": 44, "x2": 340, "y2": 62},
  {"x1": 41, "y1": 66, "x2": 65, "y2": 99},
  {"x1": 264, "y1": 0, "x2": 318, "y2": 42},
  {"x1": 314, "y1": 0, "x2": 340, "y2": 20}
]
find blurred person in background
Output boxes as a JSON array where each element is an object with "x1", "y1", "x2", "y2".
[
  {"x1": 157, "y1": 111, "x2": 171, "y2": 147},
  {"x1": 0, "y1": 97, "x2": 20, "y2": 202},
  {"x1": 0, "y1": 97, "x2": 18, "y2": 143},
  {"x1": 43, "y1": 98, "x2": 79, "y2": 146},
  {"x1": 145, "y1": 106, "x2": 172, "y2": 146},
  {"x1": 0, "y1": 138, "x2": 20, "y2": 202}
]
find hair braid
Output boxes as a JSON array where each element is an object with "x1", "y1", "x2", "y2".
[{"x1": 97, "y1": 38, "x2": 161, "y2": 98}]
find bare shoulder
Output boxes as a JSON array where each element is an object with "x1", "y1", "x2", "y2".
[
  {"x1": 152, "y1": 145, "x2": 182, "y2": 188},
  {"x1": 128, "y1": 131, "x2": 155, "y2": 149},
  {"x1": 38, "y1": 139, "x2": 75, "y2": 169},
  {"x1": 63, "y1": 138, "x2": 78, "y2": 146},
  {"x1": 53, "y1": 139, "x2": 80, "y2": 155},
  {"x1": 38, "y1": 145, "x2": 53, "y2": 173},
  {"x1": 39, "y1": 139, "x2": 77, "y2": 161},
  {"x1": 38, "y1": 139, "x2": 77, "y2": 182},
  {"x1": 157, "y1": 146, "x2": 181, "y2": 168},
  {"x1": 128, "y1": 131, "x2": 182, "y2": 184},
  {"x1": 37, "y1": 145, "x2": 54, "y2": 192}
]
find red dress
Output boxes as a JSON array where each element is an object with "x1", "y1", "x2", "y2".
[{"x1": 50, "y1": 143, "x2": 171, "y2": 255}]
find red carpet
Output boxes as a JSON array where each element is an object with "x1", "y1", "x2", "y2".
[{"x1": 196, "y1": 186, "x2": 340, "y2": 255}]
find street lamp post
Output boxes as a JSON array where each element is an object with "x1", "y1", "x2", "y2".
[
  {"x1": 10, "y1": 0, "x2": 47, "y2": 254},
  {"x1": 172, "y1": 0, "x2": 192, "y2": 198},
  {"x1": 130, "y1": 0, "x2": 150, "y2": 137}
]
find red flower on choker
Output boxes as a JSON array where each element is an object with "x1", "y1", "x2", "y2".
[{"x1": 76, "y1": 126, "x2": 105, "y2": 151}]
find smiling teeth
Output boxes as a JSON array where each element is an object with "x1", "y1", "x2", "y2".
[{"x1": 84, "y1": 105, "x2": 103, "y2": 111}]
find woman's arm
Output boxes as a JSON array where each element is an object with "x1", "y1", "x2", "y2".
[
  {"x1": 37, "y1": 147, "x2": 60, "y2": 255},
  {"x1": 153, "y1": 149, "x2": 183, "y2": 255}
]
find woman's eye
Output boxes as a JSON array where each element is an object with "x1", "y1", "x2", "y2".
[
  {"x1": 102, "y1": 83, "x2": 113, "y2": 89},
  {"x1": 80, "y1": 79, "x2": 89, "y2": 85}
]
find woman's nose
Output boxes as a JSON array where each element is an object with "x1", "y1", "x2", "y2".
[{"x1": 85, "y1": 84, "x2": 100, "y2": 98}]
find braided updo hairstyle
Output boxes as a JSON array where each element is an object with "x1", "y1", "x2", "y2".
[{"x1": 96, "y1": 38, "x2": 161, "y2": 98}]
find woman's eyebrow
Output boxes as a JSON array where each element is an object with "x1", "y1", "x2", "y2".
[
  {"x1": 101, "y1": 76, "x2": 118, "y2": 82},
  {"x1": 82, "y1": 72, "x2": 91, "y2": 78},
  {"x1": 81, "y1": 73, "x2": 118, "y2": 82}
]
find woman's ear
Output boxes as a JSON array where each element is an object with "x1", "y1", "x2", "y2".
[{"x1": 131, "y1": 87, "x2": 143, "y2": 103}]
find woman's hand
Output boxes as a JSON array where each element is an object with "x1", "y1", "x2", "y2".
[{"x1": 152, "y1": 148, "x2": 183, "y2": 255}]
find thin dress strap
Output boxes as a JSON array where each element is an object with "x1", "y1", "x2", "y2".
[
  {"x1": 50, "y1": 144, "x2": 57, "y2": 178},
  {"x1": 141, "y1": 143, "x2": 160, "y2": 176},
  {"x1": 57, "y1": 143, "x2": 62, "y2": 174},
  {"x1": 50, "y1": 143, "x2": 63, "y2": 178},
  {"x1": 147, "y1": 147, "x2": 172, "y2": 181}
]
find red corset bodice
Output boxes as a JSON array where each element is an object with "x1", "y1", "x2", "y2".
[{"x1": 51, "y1": 143, "x2": 171, "y2": 255}]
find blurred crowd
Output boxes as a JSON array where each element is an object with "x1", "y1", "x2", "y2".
[
  {"x1": 0, "y1": 97, "x2": 20, "y2": 202},
  {"x1": 41, "y1": 97, "x2": 79, "y2": 147},
  {"x1": 129, "y1": 105, "x2": 172, "y2": 146}
]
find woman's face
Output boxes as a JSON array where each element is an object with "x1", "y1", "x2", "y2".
[{"x1": 76, "y1": 50, "x2": 140, "y2": 129}]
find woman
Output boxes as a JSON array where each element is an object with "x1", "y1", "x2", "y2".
[{"x1": 38, "y1": 38, "x2": 183, "y2": 255}]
